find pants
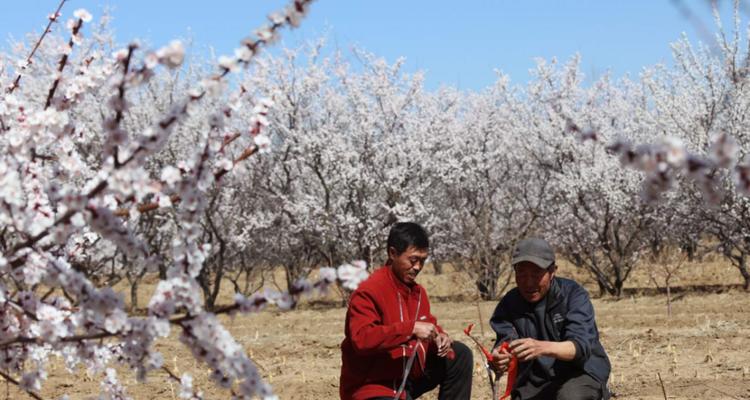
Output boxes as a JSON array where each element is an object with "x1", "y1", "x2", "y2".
[
  {"x1": 370, "y1": 340, "x2": 473, "y2": 400},
  {"x1": 512, "y1": 371, "x2": 603, "y2": 400}
]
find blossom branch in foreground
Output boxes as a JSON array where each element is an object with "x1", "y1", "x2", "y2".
[
  {"x1": 162, "y1": 366, "x2": 204, "y2": 400},
  {"x1": 44, "y1": 9, "x2": 90, "y2": 109},
  {"x1": 0, "y1": 368, "x2": 44, "y2": 400},
  {"x1": 6, "y1": 0, "x2": 67, "y2": 95},
  {"x1": 0, "y1": 260, "x2": 365, "y2": 399},
  {"x1": 0, "y1": 1, "x2": 320, "y2": 398},
  {"x1": 570, "y1": 118, "x2": 749, "y2": 202},
  {"x1": 113, "y1": 97, "x2": 273, "y2": 218}
]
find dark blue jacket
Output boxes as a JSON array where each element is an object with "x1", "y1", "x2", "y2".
[{"x1": 490, "y1": 277, "x2": 610, "y2": 395}]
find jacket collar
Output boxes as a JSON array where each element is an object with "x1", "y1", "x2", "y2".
[{"x1": 545, "y1": 277, "x2": 563, "y2": 311}]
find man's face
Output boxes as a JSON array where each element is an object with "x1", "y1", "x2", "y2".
[
  {"x1": 514, "y1": 261, "x2": 555, "y2": 303},
  {"x1": 389, "y1": 245, "x2": 429, "y2": 286}
]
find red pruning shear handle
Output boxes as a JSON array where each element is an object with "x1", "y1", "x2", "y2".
[
  {"x1": 497, "y1": 342, "x2": 518, "y2": 400},
  {"x1": 463, "y1": 323, "x2": 518, "y2": 400}
]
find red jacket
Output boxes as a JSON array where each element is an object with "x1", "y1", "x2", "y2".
[{"x1": 339, "y1": 265, "x2": 443, "y2": 400}]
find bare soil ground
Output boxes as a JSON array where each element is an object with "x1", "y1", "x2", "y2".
[{"x1": 16, "y1": 259, "x2": 750, "y2": 399}]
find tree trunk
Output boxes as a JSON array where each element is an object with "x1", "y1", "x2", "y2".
[
  {"x1": 130, "y1": 280, "x2": 139, "y2": 311},
  {"x1": 595, "y1": 277, "x2": 618, "y2": 297},
  {"x1": 433, "y1": 261, "x2": 443, "y2": 275},
  {"x1": 197, "y1": 268, "x2": 213, "y2": 310},
  {"x1": 206, "y1": 269, "x2": 223, "y2": 311},
  {"x1": 614, "y1": 278, "x2": 623, "y2": 298},
  {"x1": 476, "y1": 264, "x2": 500, "y2": 300},
  {"x1": 284, "y1": 265, "x2": 301, "y2": 309},
  {"x1": 206, "y1": 242, "x2": 226, "y2": 311},
  {"x1": 681, "y1": 240, "x2": 697, "y2": 262},
  {"x1": 666, "y1": 281, "x2": 672, "y2": 317},
  {"x1": 596, "y1": 280, "x2": 607, "y2": 297},
  {"x1": 738, "y1": 255, "x2": 750, "y2": 290}
]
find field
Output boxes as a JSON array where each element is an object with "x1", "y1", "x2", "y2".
[{"x1": 21, "y1": 259, "x2": 750, "y2": 399}]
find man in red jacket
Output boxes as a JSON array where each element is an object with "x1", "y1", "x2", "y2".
[{"x1": 340, "y1": 222, "x2": 473, "y2": 400}]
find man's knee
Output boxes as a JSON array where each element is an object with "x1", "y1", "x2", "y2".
[
  {"x1": 451, "y1": 341, "x2": 473, "y2": 366},
  {"x1": 556, "y1": 373, "x2": 602, "y2": 400}
]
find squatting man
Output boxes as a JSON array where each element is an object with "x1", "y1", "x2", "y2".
[
  {"x1": 339, "y1": 222, "x2": 473, "y2": 400},
  {"x1": 489, "y1": 238, "x2": 611, "y2": 400}
]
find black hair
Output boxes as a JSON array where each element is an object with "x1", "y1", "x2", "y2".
[{"x1": 387, "y1": 222, "x2": 429, "y2": 255}]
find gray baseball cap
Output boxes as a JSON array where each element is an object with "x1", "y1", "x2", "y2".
[{"x1": 512, "y1": 238, "x2": 555, "y2": 269}]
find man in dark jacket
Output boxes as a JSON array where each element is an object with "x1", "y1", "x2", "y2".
[
  {"x1": 340, "y1": 222, "x2": 472, "y2": 400},
  {"x1": 489, "y1": 238, "x2": 610, "y2": 400}
]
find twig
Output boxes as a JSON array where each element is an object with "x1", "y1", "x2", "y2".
[
  {"x1": 0, "y1": 331, "x2": 113, "y2": 349},
  {"x1": 113, "y1": 145, "x2": 260, "y2": 218},
  {"x1": 9, "y1": 180, "x2": 107, "y2": 258},
  {"x1": 657, "y1": 372, "x2": 667, "y2": 400},
  {"x1": 675, "y1": 381, "x2": 745, "y2": 400},
  {"x1": 0, "y1": 369, "x2": 44, "y2": 400},
  {"x1": 109, "y1": 44, "x2": 138, "y2": 168},
  {"x1": 613, "y1": 334, "x2": 638, "y2": 350},
  {"x1": 669, "y1": 0, "x2": 721, "y2": 55},
  {"x1": 44, "y1": 16, "x2": 83, "y2": 109},
  {"x1": 161, "y1": 365, "x2": 181, "y2": 382},
  {"x1": 702, "y1": 383, "x2": 743, "y2": 400},
  {"x1": 7, "y1": 0, "x2": 67, "y2": 94},
  {"x1": 475, "y1": 300, "x2": 485, "y2": 337}
]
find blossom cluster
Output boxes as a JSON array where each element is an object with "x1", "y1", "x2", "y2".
[{"x1": 574, "y1": 126, "x2": 750, "y2": 202}]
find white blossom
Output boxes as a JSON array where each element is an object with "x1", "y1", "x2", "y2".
[
  {"x1": 73, "y1": 8, "x2": 93, "y2": 22},
  {"x1": 337, "y1": 262, "x2": 369, "y2": 291},
  {"x1": 253, "y1": 134, "x2": 271, "y2": 153},
  {"x1": 156, "y1": 40, "x2": 185, "y2": 69}
]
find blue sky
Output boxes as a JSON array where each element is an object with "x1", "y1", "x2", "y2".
[{"x1": 1, "y1": 1, "x2": 742, "y2": 91}]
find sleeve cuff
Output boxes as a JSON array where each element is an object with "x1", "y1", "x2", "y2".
[
  {"x1": 398, "y1": 320, "x2": 415, "y2": 340},
  {"x1": 571, "y1": 339, "x2": 585, "y2": 366}
]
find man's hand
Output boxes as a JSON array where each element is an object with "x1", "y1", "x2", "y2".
[
  {"x1": 489, "y1": 346, "x2": 512, "y2": 374},
  {"x1": 412, "y1": 321, "x2": 437, "y2": 340},
  {"x1": 435, "y1": 332, "x2": 452, "y2": 357},
  {"x1": 509, "y1": 338, "x2": 577, "y2": 362},
  {"x1": 509, "y1": 338, "x2": 549, "y2": 362}
]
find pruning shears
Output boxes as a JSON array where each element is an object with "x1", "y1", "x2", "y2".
[{"x1": 463, "y1": 323, "x2": 518, "y2": 400}]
